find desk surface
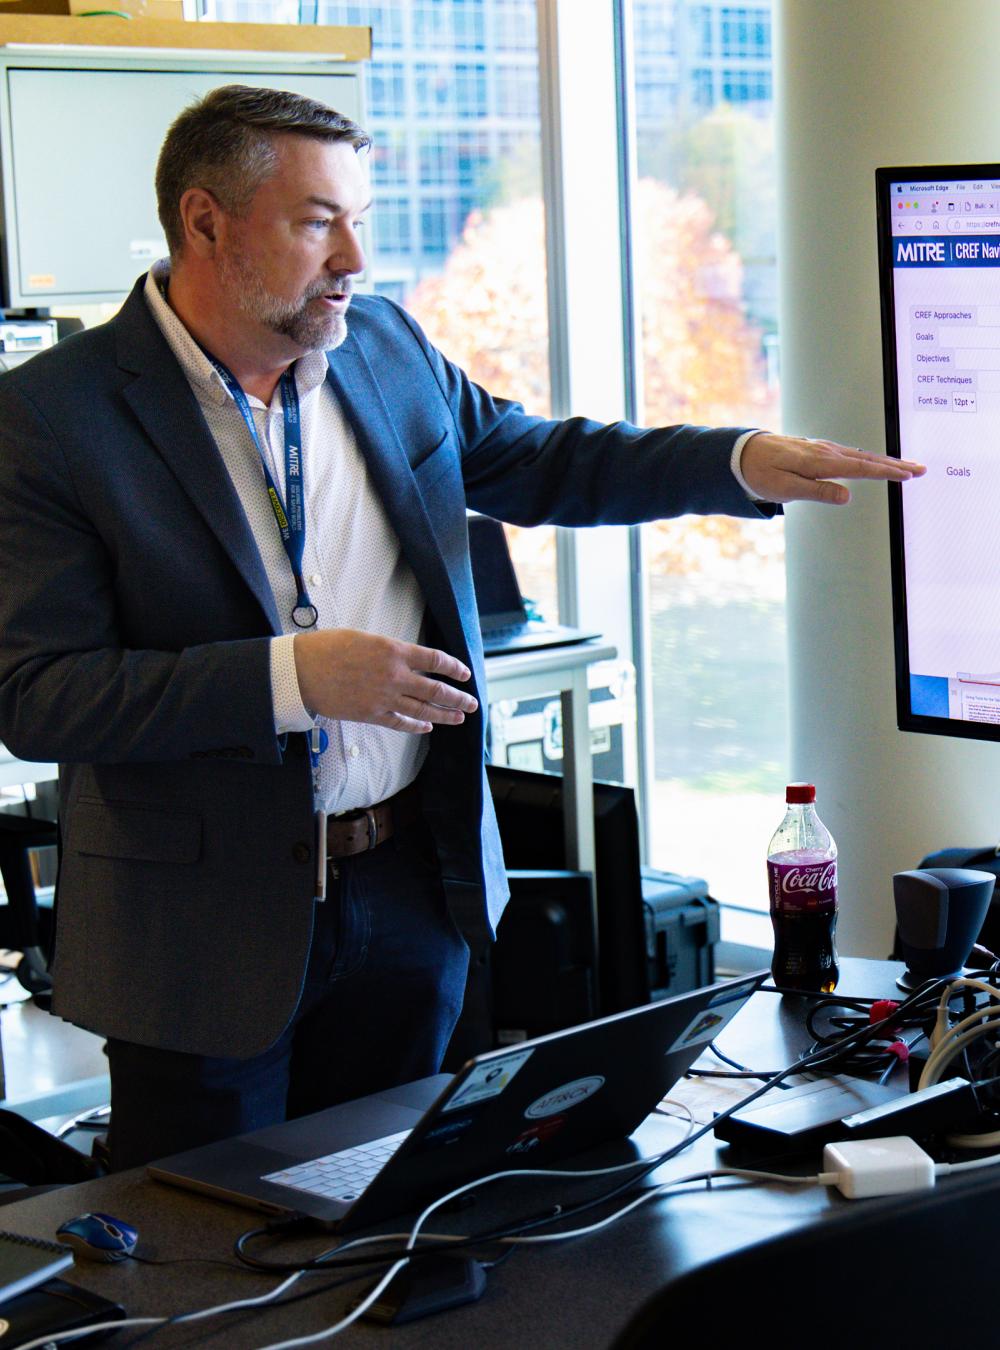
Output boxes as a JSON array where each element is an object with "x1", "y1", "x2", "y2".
[
  {"x1": 0, "y1": 960, "x2": 914, "y2": 1347},
  {"x1": 483, "y1": 639, "x2": 617, "y2": 683}
]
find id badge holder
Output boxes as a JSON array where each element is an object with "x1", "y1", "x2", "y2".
[
  {"x1": 310, "y1": 726, "x2": 329, "y2": 902},
  {"x1": 314, "y1": 810, "x2": 327, "y2": 902}
]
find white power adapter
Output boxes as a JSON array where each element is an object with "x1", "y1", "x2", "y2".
[{"x1": 821, "y1": 1137, "x2": 936, "y2": 1199}]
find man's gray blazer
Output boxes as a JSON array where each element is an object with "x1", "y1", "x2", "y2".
[{"x1": 0, "y1": 278, "x2": 767, "y2": 1058}]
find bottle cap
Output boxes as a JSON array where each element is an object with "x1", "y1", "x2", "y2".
[{"x1": 785, "y1": 783, "x2": 815, "y2": 804}]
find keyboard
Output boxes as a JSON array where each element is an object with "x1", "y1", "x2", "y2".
[
  {"x1": 262, "y1": 1129, "x2": 412, "y2": 1203},
  {"x1": 483, "y1": 622, "x2": 534, "y2": 642}
]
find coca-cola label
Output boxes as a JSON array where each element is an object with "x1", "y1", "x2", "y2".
[{"x1": 768, "y1": 859, "x2": 837, "y2": 913}]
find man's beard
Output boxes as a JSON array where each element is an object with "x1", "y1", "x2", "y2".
[{"x1": 218, "y1": 247, "x2": 352, "y2": 352}]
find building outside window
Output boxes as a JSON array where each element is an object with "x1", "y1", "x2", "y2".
[
  {"x1": 722, "y1": 67, "x2": 771, "y2": 103},
  {"x1": 370, "y1": 127, "x2": 409, "y2": 185},
  {"x1": 490, "y1": 0, "x2": 535, "y2": 50},
  {"x1": 368, "y1": 59, "x2": 406, "y2": 117},
  {"x1": 417, "y1": 197, "x2": 448, "y2": 254},
  {"x1": 371, "y1": 195, "x2": 411, "y2": 253},
  {"x1": 720, "y1": 5, "x2": 770, "y2": 58}
]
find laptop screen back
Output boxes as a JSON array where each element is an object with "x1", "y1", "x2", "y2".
[{"x1": 468, "y1": 514, "x2": 527, "y2": 630}]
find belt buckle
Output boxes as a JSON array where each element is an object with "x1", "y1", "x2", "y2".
[{"x1": 364, "y1": 807, "x2": 379, "y2": 850}]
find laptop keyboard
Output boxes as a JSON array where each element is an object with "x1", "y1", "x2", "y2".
[
  {"x1": 261, "y1": 1129, "x2": 412, "y2": 1203},
  {"x1": 484, "y1": 622, "x2": 531, "y2": 641}
]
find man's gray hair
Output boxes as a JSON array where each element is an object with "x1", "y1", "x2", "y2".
[{"x1": 155, "y1": 83, "x2": 370, "y2": 258}]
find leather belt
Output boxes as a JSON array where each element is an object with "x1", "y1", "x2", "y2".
[{"x1": 325, "y1": 782, "x2": 423, "y2": 861}]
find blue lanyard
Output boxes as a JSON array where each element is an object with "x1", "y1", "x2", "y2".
[{"x1": 202, "y1": 351, "x2": 318, "y2": 629}]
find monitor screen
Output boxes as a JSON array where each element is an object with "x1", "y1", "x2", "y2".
[{"x1": 877, "y1": 164, "x2": 1000, "y2": 742}]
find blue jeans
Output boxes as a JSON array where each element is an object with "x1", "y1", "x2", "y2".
[{"x1": 105, "y1": 818, "x2": 470, "y2": 1170}]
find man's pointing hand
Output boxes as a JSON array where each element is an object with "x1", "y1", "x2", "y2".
[{"x1": 740, "y1": 432, "x2": 925, "y2": 505}]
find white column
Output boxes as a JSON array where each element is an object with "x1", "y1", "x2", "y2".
[{"x1": 778, "y1": 0, "x2": 1000, "y2": 956}]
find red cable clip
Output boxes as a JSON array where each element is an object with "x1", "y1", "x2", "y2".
[
  {"x1": 870, "y1": 999, "x2": 900, "y2": 1029},
  {"x1": 884, "y1": 1040, "x2": 909, "y2": 1064}
]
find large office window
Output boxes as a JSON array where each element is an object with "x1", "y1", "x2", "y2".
[{"x1": 629, "y1": 0, "x2": 781, "y2": 950}]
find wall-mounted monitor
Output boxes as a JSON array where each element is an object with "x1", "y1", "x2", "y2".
[
  {"x1": 877, "y1": 163, "x2": 1000, "y2": 743},
  {"x1": 0, "y1": 52, "x2": 361, "y2": 311}
]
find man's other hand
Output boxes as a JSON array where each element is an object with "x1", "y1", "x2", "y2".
[
  {"x1": 293, "y1": 629, "x2": 478, "y2": 734},
  {"x1": 740, "y1": 432, "x2": 926, "y2": 505}
]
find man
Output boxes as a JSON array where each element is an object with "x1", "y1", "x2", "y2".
[{"x1": 0, "y1": 86, "x2": 923, "y2": 1169}]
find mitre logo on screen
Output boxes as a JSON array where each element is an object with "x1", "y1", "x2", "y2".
[
  {"x1": 896, "y1": 240, "x2": 947, "y2": 264},
  {"x1": 894, "y1": 237, "x2": 1000, "y2": 266}
]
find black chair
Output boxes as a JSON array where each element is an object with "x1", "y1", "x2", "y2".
[
  {"x1": 611, "y1": 1166, "x2": 994, "y2": 1350},
  {"x1": 0, "y1": 813, "x2": 57, "y2": 1007}
]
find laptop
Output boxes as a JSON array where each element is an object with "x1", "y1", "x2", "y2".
[
  {"x1": 469, "y1": 514, "x2": 600, "y2": 655},
  {"x1": 149, "y1": 971, "x2": 767, "y2": 1233}
]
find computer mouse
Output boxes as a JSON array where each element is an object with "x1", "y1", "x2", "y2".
[{"x1": 56, "y1": 1212, "x2": 139, "y2": 1263}]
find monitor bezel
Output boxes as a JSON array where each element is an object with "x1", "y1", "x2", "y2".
[{"x1": 876, "y1": 161, "x2": 1000, "y2": 745}]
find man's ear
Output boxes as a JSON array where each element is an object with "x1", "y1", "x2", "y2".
[{"x1": 177, "y1": 187, "x2": 225, "y2": 258}]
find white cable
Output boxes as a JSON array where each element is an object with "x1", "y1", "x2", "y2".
[
  {"x1": 251, "y1": 1112, "x2": 697, "y2": 1349},
  {"x1": 504, "y1": 1167, "x2": 826, "y2": 1245},
  {"x1": 11, "y1": 1317, "x2": 164, "y2": 1350},
  {"x1": 18, "y1": 1230, "x2": 483, "y2": 1350},
  {"x1": 919, "y1": 1014, "x2": 1000, "y2": 1088},
  {"x1": 929, "y1": 977, "x2": 1000, "y2": 1056},
  {"x1": 10, "y1": 1270, "x2": 305, "y2": 1350},
  {"x1": 653, "y1": 1097, "x2": 696, "y2": 1136},
  {"x1": 937, "y1": 1152, "x2": 1000, "y2": 1175},
  {"x1": 925, "y1": 997, "x2": 1000, "y2": 1068},
  {"x1": 173, "y1": 1270, "x2": 304, "y2": 1323},
  {"x1": 253, "y1": 1258, "x2": 411, "y2": 1350},
  {"x1": 946, "y1": 1128, "x2": 1000, "y2": 1149},
  {"x1": 918, "y1": 975, "x2": 1000, "y2": 1088},
  {"x1": 254, "y1": 1160, "x2": 828, "y2": 1348},
  {"x1": 946, "y1": 1130, "x2": 1000, "y2": 1149},
  {"x1": 252, "y1": 1155, "x2": 665, "y2": 1350}
]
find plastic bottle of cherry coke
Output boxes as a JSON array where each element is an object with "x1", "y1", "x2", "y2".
[{"x1": 767, "y1": 783, "x2": 839, "y2": 992}]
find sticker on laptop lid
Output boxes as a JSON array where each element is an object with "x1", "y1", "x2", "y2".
[
  {"x1": 708, "y1": 975, "x2": 763, "y2": 1008},
  {"x1": 415, "y1": 1114, "x2": 476, "y2": 1150},
  {"x1": 524, "y1": 1075, "x2": 605, "y2": 1119},
  {"x1": 441, "y1": 1047, "x2": 534, "y2": 1113},
  {"x1": 669, "y1": 997, "x2": 748, "y2": 1053},
  {"x1": 506, "y1": 1114, "x2": 567, "y2": 1155}
]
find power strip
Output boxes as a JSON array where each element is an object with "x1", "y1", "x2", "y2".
[{"x1": 714, "y1": 1075, "x2": 976, "y2": 1155}]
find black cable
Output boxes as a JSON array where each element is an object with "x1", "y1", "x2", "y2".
[
  {"x1": 129, "y1": 1252, "x2": 252, "y2": 1272},
  {"x1": 698, "y1": 1040, "x2": 792, "y2": 1085},
  {"x1": 707, "y1": 1041, "x2": 753, "y2": 1073},
  {"x1": 234, "y1": 1200, "x2": 565, "y2": 1276},
  {"x1": 117, "y1": 1264, "x2": 375, "y2": 1350},
  {"x1": 796, "y1": 981, "x2": 955, "y2": 1082},
  {"x1": 686, "y1": 1067, "x2": 788, "y2": 1080}
]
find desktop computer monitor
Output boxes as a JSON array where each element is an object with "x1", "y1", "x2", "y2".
[
  {"x1": 487, "y1": 765, "x2": 648, "y2": 1013},
  {"x1": 877, "y1": 163, "x2": 1000, "y2": 741}
]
